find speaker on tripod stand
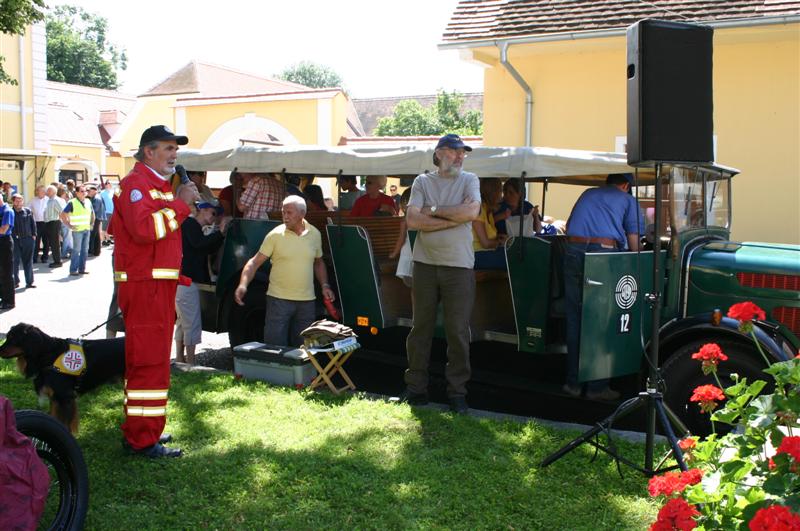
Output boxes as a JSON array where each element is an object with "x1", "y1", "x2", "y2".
[
  {"x1": 541, "y1": 19, "x2": 715, "y2": 476},
  {"x1": 627, "y1": 19, "x2": 714, "y2": 166}
]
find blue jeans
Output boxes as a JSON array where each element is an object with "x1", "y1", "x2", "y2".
[
  {"x1": 13, "y1": 236, "x2": 34, "y2": 285},
  {"x1": 474, "y1": 248, "x2": 506, "y2": 270},
  {"x1": 61, "y1": 224, "x2": 72, "y2": 257},
  {"x1": 263, "y1": 295, "x2": 315, "y2": 347},
  {"x1": 564, "y1": 242, "x2": 615, "y2": 392},
  {"x1": 70, "y1": 230, "x2": 90, "y2": 273}
]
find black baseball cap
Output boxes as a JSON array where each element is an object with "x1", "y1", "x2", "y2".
[
  {"x1": 435, "y1": 134, "x2": 472, "y2": 152},
  {"x1": 139, "y1": 125, "x2": 188, "y2": 146}
]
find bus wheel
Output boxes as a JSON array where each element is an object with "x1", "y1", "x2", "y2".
[
  {"x1": 226, "y1": 282, "x2": 267, "y2": 349},
  {"x1": 661, "y1": 339, "x2": 770, "y2": 437}
]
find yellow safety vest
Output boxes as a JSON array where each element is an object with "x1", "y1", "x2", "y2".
[{"x1": 68, "y1": 198, "x2": 91, "y2": 231}]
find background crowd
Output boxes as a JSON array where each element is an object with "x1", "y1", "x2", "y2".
[{"x1": 0, "y1": 178, "x2": 113, "y2": 310}]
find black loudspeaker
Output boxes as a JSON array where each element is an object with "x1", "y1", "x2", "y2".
[{"x1": 627, "y1": 19, "x2": 714, "y2": 166}]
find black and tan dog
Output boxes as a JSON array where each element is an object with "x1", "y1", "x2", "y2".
[{"x1": 0, "y1": 323, "x2": 126, "y2": 433}]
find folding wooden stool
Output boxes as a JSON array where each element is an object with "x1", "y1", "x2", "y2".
[{"x1": 305, "y1": 337, "x2": 359, "y2": 395}]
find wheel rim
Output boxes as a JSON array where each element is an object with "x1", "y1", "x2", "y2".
[{"x1": 30, "y1": 436, "x2": 78, "y2": 531}]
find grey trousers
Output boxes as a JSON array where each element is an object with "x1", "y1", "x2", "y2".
[
  {"x1": 264, "y1": 295, "x2": 315, "y2": 347},
  {"x1": 405, "y1": 261, "x2": 475, "y2": 397}
]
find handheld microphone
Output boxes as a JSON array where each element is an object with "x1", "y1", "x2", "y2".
[{"x1": 175, "y1": 164, "x2": 190, "y2": 185}]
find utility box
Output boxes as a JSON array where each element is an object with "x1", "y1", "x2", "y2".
[{"x1": 232, "y1": 342, "x2": 317, "y2": 389}]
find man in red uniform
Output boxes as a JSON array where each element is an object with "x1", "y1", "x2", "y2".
[{"x1": 109, "y1": 125, "x2": 194, "y2": 458}]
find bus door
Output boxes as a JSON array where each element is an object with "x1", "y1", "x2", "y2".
[
  {"x1": 506, "y1": 236, "x2": 552, "y2": 352},
  {"x1": 215, "y1": 219, "x2": 281, "y2": 299},
  {"x1": 578, "y1": 250, "x2": 666, "y2": 382},
  {"x1": 327, "y1": 224, "x2": 385, "y2": 330}
]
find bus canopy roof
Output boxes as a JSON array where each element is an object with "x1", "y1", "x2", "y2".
[{"x1": 177, "y1": 145, "x2": 736, "y2": 185}]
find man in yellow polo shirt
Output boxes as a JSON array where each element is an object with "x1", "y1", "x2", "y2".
[{"x1": 235, "y1": 195, "x2": 335, "y2": 346}]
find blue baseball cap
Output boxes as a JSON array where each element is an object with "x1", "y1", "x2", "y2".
[
  {"x1": 435, "y1": 134, "x2": 472, "y2": 152},
  {"x1": 196, "y1": 201, "x2": 223, "y2": 214}
]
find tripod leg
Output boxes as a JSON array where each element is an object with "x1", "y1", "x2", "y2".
[
  {"x1": 540, "y1": 396, "x2": 645, "y2": 468},
  {"x1": 662, "y1": 401, "x2": 691, "y2": 439},
  {"x1": 655, "y1": 398, "x2": 688, "y2": 472}
]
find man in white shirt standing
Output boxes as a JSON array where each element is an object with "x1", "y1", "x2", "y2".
[{"x1": 29, "y1": 185, "x2": 48, "y2": 262}]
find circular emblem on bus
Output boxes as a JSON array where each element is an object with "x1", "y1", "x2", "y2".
[{"x1": 615, "y1": 275, "x2": 638, "y2": 310}]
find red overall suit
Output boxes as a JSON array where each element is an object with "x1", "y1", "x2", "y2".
[{"x1": 108, "y1": 162, "x2": 190, "y2": 449}]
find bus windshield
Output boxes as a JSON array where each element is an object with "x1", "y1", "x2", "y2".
[{"x1": 670, "y1": 166, "x2": 731, "y2": 232}]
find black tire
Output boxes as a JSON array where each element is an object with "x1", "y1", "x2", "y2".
[
  {"x1": 662, "y1": 339, "x2": 771, "y2": 437},
  {"x1": 227, "y1": 281, "x2": 267, "y2": 348},
  {"x1": 14, "y1": 409, "x2": 89, "y2": 531}
]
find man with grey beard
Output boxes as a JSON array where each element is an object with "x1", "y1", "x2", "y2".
[{"x1": 401, "y1": 134, "x2": 481, "y2": 414}]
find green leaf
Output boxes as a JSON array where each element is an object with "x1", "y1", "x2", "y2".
[{"x1": 764, "y1": 358, "x2": 800, "y2": 385}]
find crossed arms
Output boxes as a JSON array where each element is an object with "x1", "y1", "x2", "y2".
[{"x1": 406, "y1": 200, "x2": 480, "y2": 232}]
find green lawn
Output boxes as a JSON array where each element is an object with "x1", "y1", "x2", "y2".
[{"x1": 2, "y1": 360, "x2": 660, "y2": 529}]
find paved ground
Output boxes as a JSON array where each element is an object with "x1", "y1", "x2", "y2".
[{"x1": 0, "y1": 245, "x2": 230, "y2": 360}]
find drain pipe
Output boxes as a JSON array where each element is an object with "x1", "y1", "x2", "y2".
[
  {"x1": 498, "y1": 41, "x2": 533, "y2": 147},
  {"x1": 19, "y1": 35, "x2": 27, "y2": 149}
]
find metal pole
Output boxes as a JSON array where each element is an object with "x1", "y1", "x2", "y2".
[
  {"x1": 541, "y1": 180, "x2": 548, "y2": 217},
  {"x1": 645, "y1": 163, "x2": 664, "y2": 471}
]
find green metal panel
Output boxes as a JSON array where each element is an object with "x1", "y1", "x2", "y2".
[
  {"x1": 506, "y1": 237, "x2": 552, "y2": 352},
  {"x1": 216, "y1": 219, "x2": 281, "y2": 298},
  {"x1": 579, "y1": 251, "x2": 666, "y2": 381},
  {"x1": 686, "y1": 241, "x2": 800, "y2": 343},
  {"x1": 326, "y1": 224, "x2": 384, "y2": 329}
]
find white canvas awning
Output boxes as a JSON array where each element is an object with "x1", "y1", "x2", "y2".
[{"x1": 177, "y1": 145, "x2": 734, "y2": 185}]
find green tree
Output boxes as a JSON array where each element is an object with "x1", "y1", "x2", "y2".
[
  {"x1": 278, "y1": 61, "x2": 343, "y2": 89},
  {"x1": 374, "y1": 91, "x2": 483, "y2": 137},
  {"x1": 46, "y1": 5, "x2": 126, "y2": 89},
  {"x1": 0, "y1": 0, "x2": 46, "y2": 85}
]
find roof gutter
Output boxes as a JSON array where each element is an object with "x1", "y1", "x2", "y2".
[
  {"x1": 438, "y1": 15, "x2": 800, "y2": 50},
  {"x1": 498, "y1": 42, "x2": 533, "y2": 147}
]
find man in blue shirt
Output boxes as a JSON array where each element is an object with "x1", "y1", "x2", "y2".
[
  {"x1": 0, "y1": 194, "x2": 16, "y2": 309},
  {"x1": 99, "y1": 181, "x2": 115, "y2": 245},
  {"x1": 563, "y1": 173, "x2": 643, "y2": 401}
]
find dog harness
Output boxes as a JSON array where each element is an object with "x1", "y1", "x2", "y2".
[{"x1": 52, "y1": 341, "x2": 87, "y2": 377}]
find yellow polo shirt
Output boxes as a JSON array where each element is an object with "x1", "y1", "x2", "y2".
[{"x1": 259, "y1": 220, "x2": 322, "y2": 301}]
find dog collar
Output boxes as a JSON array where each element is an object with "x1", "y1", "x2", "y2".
[{"x1": 53, "y1": 341, "x2": 87, "y2": 377}]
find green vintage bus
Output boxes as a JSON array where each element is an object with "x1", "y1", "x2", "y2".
[{"x1": 178, "y1": 145, "x2": 800, "y2": 433}]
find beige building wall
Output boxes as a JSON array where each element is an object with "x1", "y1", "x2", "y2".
[
  {"x1": 0, "y1": 24, "x2": 49, "y2": 199},
  {"x1": 471, "y1": 24, "x2": 800, "y2": 244},
  {"x1": 109, "y1": 95, "x2": 179, "y2": 156},
  {"x1": 183, "y1": 98, "x2": 320, "y2": 148}
]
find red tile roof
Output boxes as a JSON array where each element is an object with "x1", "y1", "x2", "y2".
[
  {"x1": 443, "y1": 0, "x2": 800, "y2": 43},
  {"x1": 142, "y1": 61, "x2": 312, "y2": 97}
]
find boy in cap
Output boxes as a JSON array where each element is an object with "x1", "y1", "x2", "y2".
[{"x1": 174, "y1": 201, "x2": 227, "y2": 365}]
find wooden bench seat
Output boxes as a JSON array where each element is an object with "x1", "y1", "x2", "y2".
[{"x1": 474, "y1": 270, "x2": 508, "y2": 283}]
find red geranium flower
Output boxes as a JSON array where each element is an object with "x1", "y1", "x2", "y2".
[
  {"x1": 728, "y1": 301, "x2": 766, "y2": 333},
  {"x1": 650, "y1": 498, "x2": 700, "y2": 531},
  {"x1": 678, "y1": 438, "x2": 697, "y2": 451},
  {"x1": 691, "y1": 343, "x2": 729, "y2": 374},
  {"x1": 690, "y1": 384, "x2": 726, "y2": 414},
  {"x1": 648, "y1": 469, "x2": 704, "y2": 497},
  {"x1": 748, "y1": 505, "x2": 800, "y2": 531},
  {"x1": 771, "y1": 436, "x2": 800, "y2": 472}
]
